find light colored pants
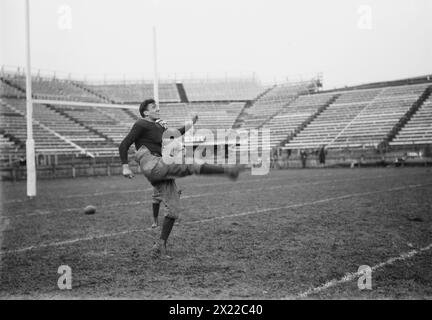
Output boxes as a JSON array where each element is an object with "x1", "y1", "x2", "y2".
[
  {"x1": 135, "y1": 146, "x2": 201, "y2": 219},
  {"x1": 151, "y1": 185, "x2": 181, "y2": 204}
]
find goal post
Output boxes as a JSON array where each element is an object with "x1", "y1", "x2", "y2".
[
  {"x1": 153, "y1": 25, "x2": 159, "y2": 106},
  {"x1": 25, "y1": 0, "x2": 36, "y2": 197},
  {"x1": 20, "y1": 0, "x2": 164, "y2": 196}
]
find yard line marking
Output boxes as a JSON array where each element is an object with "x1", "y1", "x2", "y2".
[
  {"x1": 0, "y1": 171, "x2": 347, "y2": 204},
  {"x1": 4, "y1": 175, "x2": 355, "y2": 217},
  {"x1": 6, "y1": 173, "x2": 411, "y2": 218},
  {"x1": 1, "y1": 182, "x2": 431, "y2": 256},
  {"x1": 0, "y1": 228, "x2": 147, "y2": 255},
  {"x1": 184, "y1": 183, "x2": 432, "y2": 224},
  {"x1": 3, "y1": 175, "x2": 296, "y2": 204},
  {"x1": 4, "y1": 169, "x2": 428, "y2": 204},
  {"x1": 290, "y1": 242, "x2": 432, "y2": 299}
]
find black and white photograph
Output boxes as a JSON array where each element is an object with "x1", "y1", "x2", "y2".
[{"x1": 0, "y1": 0, "x2": 431, "y2": 304}]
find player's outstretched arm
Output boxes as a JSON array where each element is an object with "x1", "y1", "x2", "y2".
[
  {"x1": 165, "y1": 115, "x2": 198, "y2": 137},
  {"x1": 180, "y1": 114, "x2": 198, "y2": 135}
]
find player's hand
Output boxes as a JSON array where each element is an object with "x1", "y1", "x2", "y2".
[
  {"x1": 192, "y1": 114, "x2": 198, "y2": 124},
  {"x1": 122, "y1": 164, "x2": 134, "y2": 179}
]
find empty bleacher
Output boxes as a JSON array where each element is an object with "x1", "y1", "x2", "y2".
[
  {"x1": 182, "y1": 79, "x2": 263, "y2": 101},
  {"x1": 240, "y1": 82, "x2": 316, "y2": 130},
  {"x1": 155, "y1": 102, "x2": 245, "y2": 133},
  {"x1": 0, "y1": 80, "x2": 25, "y2": 98},
  {"x1": 286, "y1": 88, "x2": 383, "y2": 149},
  {"x1": 96, "y1": 106, "x2": 137, "y2": 124},
  {"x1": 287, "y1": 84, "x2": 428, "y2": 149},
  {"x1": 158, "y1": 103, "x2": 190, "y2": 129},
  {"x1": 390, "y1": 94, "x2": 432, "y2": 146},
  {"x1": 262, "y1": 92, "x2": 338, "y2": 148},
  {"x1": 188, "y1": 102, "x2": 245, "y2": 131},
  {"x1": 329, "y1": 83, "x2": 430, "y2": 148},
  {"x1": 51, "y1": 104, "x2": 121, "y2": 154},
  {"x1": 4, "y1": 99, "x2": 120, "y2": 155},
  {"x1": 87, "y1": 82, "x2": 180, "y2": 103},
  {"x1": 2, "y1": 74, "x2": 102, "y2": 102},
  {"x1": 0, "y1": 101, "x2": 79, "y2": 155},
  {"x1": 0, "y1": 134, "x2": 24, "y2": 168},
  {"x1": 285, "y1": 84, "x2": 431, "y2": 149},
  {"x1": 2, "y1": 66, "x2": 432, "y2": 176}
]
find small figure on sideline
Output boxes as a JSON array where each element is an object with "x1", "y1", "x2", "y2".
[
  {"x1": 300, "y1": 149, "x2": 307, "y2": 168},
  {"x1": 318, "y1": 145, "x2": 326, "y2": 168}
]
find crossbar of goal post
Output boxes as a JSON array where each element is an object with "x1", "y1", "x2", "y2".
[{"x1": 32, "y1": 99, "x2": 139, "y2": 110}]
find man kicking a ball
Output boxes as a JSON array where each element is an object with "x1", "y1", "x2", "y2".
[{"x1": 119, "y1": 99, "x2": 244, "y2": 259}]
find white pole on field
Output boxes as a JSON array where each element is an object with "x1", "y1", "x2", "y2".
[
  {"x1": 25, "y1": 0, "x2": 36, "y2": 197},
  {"x1": 153, "y1": 25, "x2": 159, "y2": 106},
  {"x1": 151, "y1": 0, "x2": 159, "y2": 105}
]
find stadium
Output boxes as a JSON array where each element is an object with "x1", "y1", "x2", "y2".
[
  {"x1": 1, "y1": 71, "x2": 432, "y2": 178},
  {"x1": 0, "y1": 0, "x2": 431, "y2": 300}
]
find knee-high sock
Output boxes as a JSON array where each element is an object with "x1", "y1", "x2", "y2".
[
  {"x1": 199, "y1": 163, "x2": 225, "y2": 174},
  {"x1": 152, "y1": 203, "x2": 160, "y2": 221},
  {"x1": 160, "y1": 217, "x2": 175, "y2": 241}
]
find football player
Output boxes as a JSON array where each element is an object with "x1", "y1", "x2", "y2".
[{"x1": 119, "y1": 99, "x2": 244, "y2": 259}]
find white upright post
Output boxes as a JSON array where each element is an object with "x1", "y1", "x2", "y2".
[
  {"x1": 153, "y1": 25, "x2": 159, "y2": 105},
  {"x1": 25, "y1": 0, "x2": 36, "y2": 197}
]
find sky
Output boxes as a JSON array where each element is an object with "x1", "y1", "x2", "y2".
[{"x1": 1, "y1": 0, "x2": 431, "y2": 89}]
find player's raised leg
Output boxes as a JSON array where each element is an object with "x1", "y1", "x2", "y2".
[{"x1": 136, "y1": 146, "x2": 245, "y2": 184}]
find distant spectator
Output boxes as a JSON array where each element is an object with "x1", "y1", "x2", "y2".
[
  {"x1": 394, "y1": 154, "x2": 406, "y2": 167},
  {"x1": 359, "y1": 154, "x2": 365, "y2": 167},
  {"x1": 38, "y1": 154, "x2": 46, "y2": 166},
  {"x1": 270, "y1": 149, "x2": 278, "y2": 169},
  {"x1": 377, "y1": 154, "x2": 386, "y2": 167},
  {"x1": 300, "y1": 149, "x2": 307, "y2": 168},
  {"x1": 401, "y1": 153, "x2": 407, "y2": 167},
  {"x1": 13, "y1": 156, "x2": 26, "y2": 168},
  {"x1": 318, "y1": 145, "x2": 326, "y2": 167},
  {"x1": 19, "y1": 156, "x2": 26, "y2": 166}
]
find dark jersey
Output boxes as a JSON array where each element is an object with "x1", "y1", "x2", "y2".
[{"x1": 119, "y1": 118, "x2": 185, "y2": 164}]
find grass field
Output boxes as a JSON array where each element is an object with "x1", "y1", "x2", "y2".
[{"x1": 0, "y1": 167, "x2": 431, "y2": 299}]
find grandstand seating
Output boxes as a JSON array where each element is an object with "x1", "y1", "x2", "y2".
[
  {"x1": 156, "y1": 102, "x2": 245, "y2": 133},
  {"x1": 0, "y1": 134, "x2": 23, "y2": 168},
  {"x1": 285, "y1": 83, "x2": 431, "y2": 149},
  {"x1": 262, "y1": 92, "x2": 338, "y2": 148},
  {"x1": 0, "y1": 101, "x2": 79, "y2": 154},
  {"x1": 158, "y1": 103, "x2": 190, "y2": 129},
  {"x1": 182, "y1": 79, "x2": 263, "y2": 101},
  {"x1": 1, "y1": 74, "x2": 102, "y2": 102},
  {"x1": 188, "y1": 102, "x2": 245, "y2": 131},
  {"x1": 285, "y1": 88, "x2": 384, "y2": 149},
  {"x1": 87, "y1": 82, "x2": 180, "y2": 103},
  {"x1": 333, "y1": 83, "x2": 430, "y2": 148},
  {"x1": 51, "y1": 104, "x2": 123, "y2": 153},
  {"x1": 240, "y1": 82, "x2": 316, "y2": 131},
  {"x1": 97, "y1": 106, "x2": 137, "y2": 124},
  {"x1": 3, "y1": 99, "x2": 119, "y2": 155},
  {"x1": 2, "y1": 67, "x2": 432, "y2": 175},
  {"x1": 94, "y1": 106, "x2": 139, "y2": 144},
  {"x1": 390, "y1": 94, "x2": 432, "y2": 145},
  {"x1": 0, "y1": 80, "x2": 25, "y2": 98}
]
